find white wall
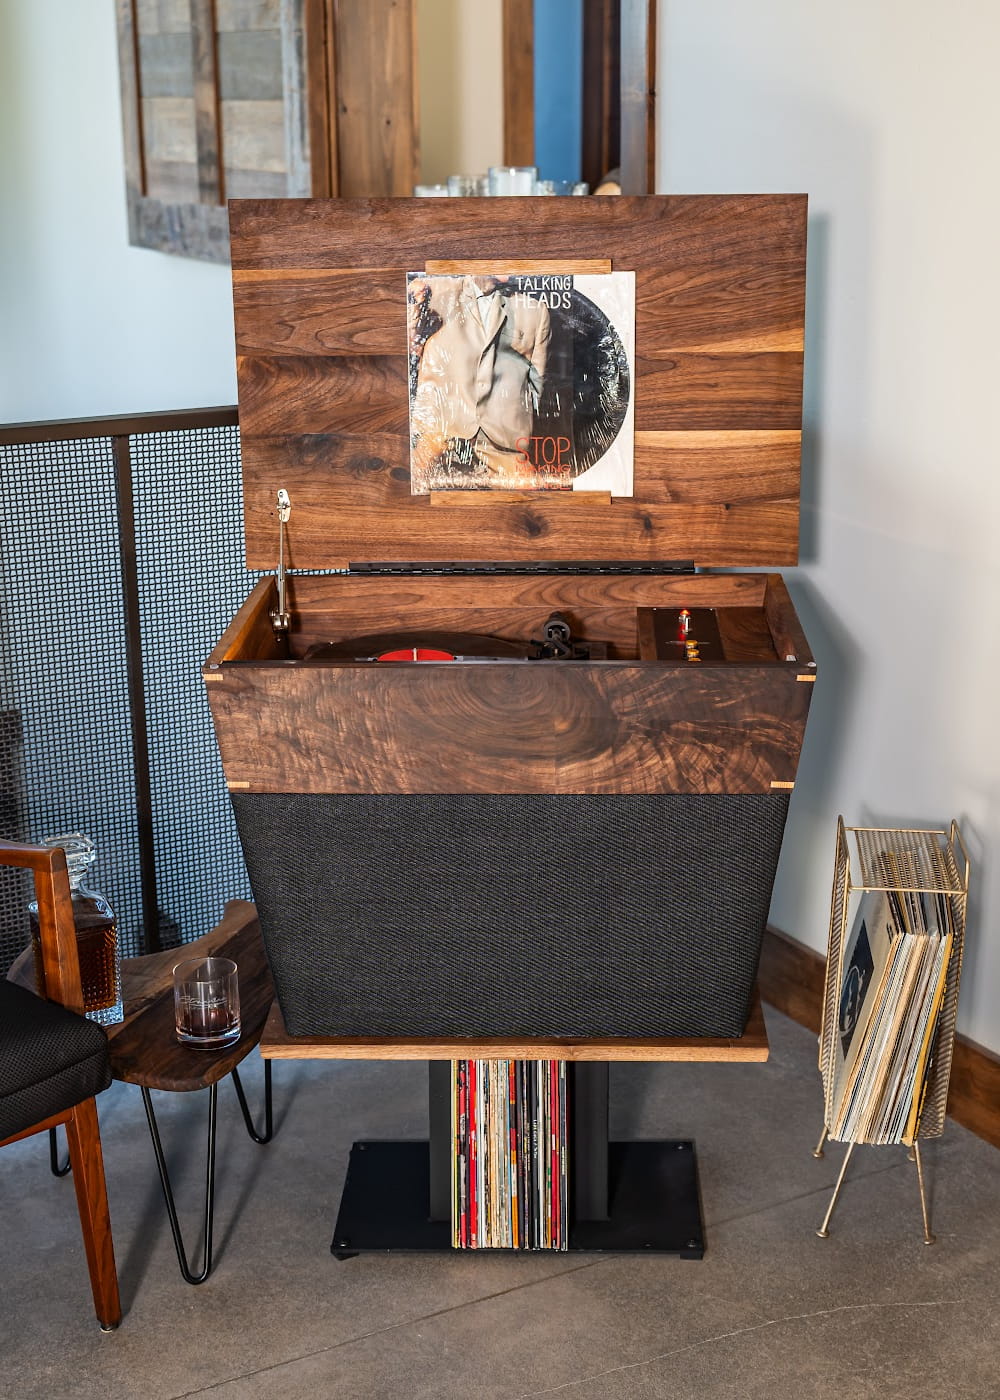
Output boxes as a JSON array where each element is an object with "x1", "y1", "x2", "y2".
[
  {"x1": 0, "y1": 0, "x2": 238, "y2": 422},
  {"x1": 417, "y1": 0, "x2": 503, "y2": 185},
  {"x1": 657, "y1": 1, "x2": 1000, "y2": 1050}
]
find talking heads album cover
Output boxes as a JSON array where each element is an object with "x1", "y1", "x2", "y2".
[{"x1": 407, "y1": 271, "x2": 635, "y2": 496}]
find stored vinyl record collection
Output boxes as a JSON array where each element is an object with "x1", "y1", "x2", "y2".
[
  {"x1": 815, "y1": 820, "x2": 970, "y2": 1242},
  {"x1": 452, "y1": 1059, "x2": 569, "y2": 1250}
]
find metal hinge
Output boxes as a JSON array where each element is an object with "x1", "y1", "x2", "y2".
[{"x1": 348, "y1": 560, "x2": 697, "y2": 577}]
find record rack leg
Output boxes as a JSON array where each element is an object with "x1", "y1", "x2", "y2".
[{"x1": 259, "y1": 994, "x2": 770, "y2": 1259}]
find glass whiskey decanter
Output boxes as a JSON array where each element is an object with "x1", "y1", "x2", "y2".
[{"x1": 30, "y1": 832, "x2": 124, "y2": 1026}]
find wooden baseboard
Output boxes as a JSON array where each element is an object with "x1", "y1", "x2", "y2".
[{"x1": 760, "y1": 925, "x2": 1000, "y2": 1152}]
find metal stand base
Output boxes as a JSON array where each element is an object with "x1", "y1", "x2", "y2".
[
  {"x1": 330, "y1": 1139, "x2": 704, "y2": 1259},
  {"x1": 142, "y1": 1060, "x2": 274, "y2": 1284},
  {"x1": 814, "y1": 1133, "x2": 935, "y2": 1246}
]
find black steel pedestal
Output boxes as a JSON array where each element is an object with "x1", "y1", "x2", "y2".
[{"x1": 330, "y1": 1063, "x2": 705, "y2": 1259}]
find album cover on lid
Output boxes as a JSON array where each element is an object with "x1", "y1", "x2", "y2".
[{"x1": 407, "y1": 270, "x2": 635, "y2": 496}]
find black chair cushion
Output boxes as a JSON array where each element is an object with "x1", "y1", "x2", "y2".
[{"x1": 0, "y1": 981, "x2": 111, "y2": 1141}]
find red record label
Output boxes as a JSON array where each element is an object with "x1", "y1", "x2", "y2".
[{"x1": 375, "y1": 647, "x2": 457, "y2": 662}]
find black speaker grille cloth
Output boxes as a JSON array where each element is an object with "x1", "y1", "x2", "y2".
[{"x1": 233, "y1": 793, "x2": 789, "y2": 1039}]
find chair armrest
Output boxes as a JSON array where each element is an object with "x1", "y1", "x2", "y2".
[{"x1": 0, "y1": 840, "x2": 84, "y2": 1014}]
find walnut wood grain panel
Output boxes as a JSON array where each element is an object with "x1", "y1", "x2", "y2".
[
  {"x1": 212, "y1": 571, "x2": 771, "y2": 663},
  {"x1": 237, "y1": 354, "x2": 409, "y2": 437},
  {"x1": 427, "y1": 491, "x2": 614, "y2": 509},
  {"x1": 229, "y1": 196, "x2": 805, "y2": 568},
  {"x1": 206, "y1": 661, "x2": 811, "y2": 795},
  {"x1": 243, "y1": 465, "x2": 800, "y2": 567},
  {"x1": 232, "y1": 243, "x2": 803, "y2": 360},
  {"x1": 228, "y1": 199, "x2": 806, "y2": 359},
  {"x1": 283, "y1": 573, "x2": 773, "y2": 654},
  {"x1": 285, "y1": 570, "x2": 770, "y2": 614},
  {"x1": 634, "y1": 352, "x2": 804, "y2": 431},
  {"x1": 715, "y1": 608, "x2": 779, "y2": 662},
  {"x1": 633, "y1": 431, "x2": 800, "y2": 504},
  {"x1": 763, "y1": 574, "x2": 815, "y2": 665},
  {"x1": 425, "y1": 259, "x2": 613, "y2": 275},
  {"x1": 260, "y1": 991, "x2": 769, "y2": 1062},
  {"x1": 204, "y1": 577, "x2": 282, "y2": 666},
  {"x1": 232, "y1": 270, "x2": 802, "y2": 361},
  {"x1": 232, "y1": 268, "x2": 405, "y2": 355},
  {"x1": 332, "y1": 0, "x2": 417, "y2": 196}
]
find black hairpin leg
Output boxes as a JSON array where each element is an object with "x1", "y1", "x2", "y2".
[
  {"x1": 141, "y1": 1082, "x2": 218, "y2": 1285},
  {"x1": 49, "y1": 1126, "x2": 71, "y2": 1177},
  {"x1": 232, "y1": 1060, "x2": 273, "y2": 1143},
  {"x1": 140, "y1": 1064, "x2": 275, "y2": 1285}
]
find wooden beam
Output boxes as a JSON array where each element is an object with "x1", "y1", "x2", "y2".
[
  {"x1": 581, "y1": 0, "x2": 619, "y2": 190},
  {"x1": 260, "y1": 990, "x2": 769, "y2": 1061},
  {"x1": 502, "y1": 0, "x2": 535, "y2": 167},
  {"x1": 191, "y1": 0, "x2": 225, "y2": 204},
  {"x1": 618, "y1": 0, "x2": 655, "y2": 194}
]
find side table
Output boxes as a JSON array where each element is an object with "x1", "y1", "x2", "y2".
[{"x1": 10, "y1": 899, "x2": 275, "y2": 1284}]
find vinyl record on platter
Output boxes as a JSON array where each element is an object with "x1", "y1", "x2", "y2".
[{"x1": 304, "y1": 631, "x2": 530, "y2": 662}]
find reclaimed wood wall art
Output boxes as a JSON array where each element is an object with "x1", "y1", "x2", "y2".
[{"x1": 116, "y1": 0, "x2": 419, "y2": 261}]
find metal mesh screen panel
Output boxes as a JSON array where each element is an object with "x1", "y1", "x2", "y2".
[
  {"x1": 0, "y1": 423, "x2": 255, "y2": 974},
  {"x1": 130, "y1": 425, "x2": 256, "y2": 948},
  {"x1": 0, "y1": 437, "x2": 142, "y2": 968}
]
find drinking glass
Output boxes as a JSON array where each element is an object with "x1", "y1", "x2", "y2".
[{"x1": 174, "y1": 956, "x2": 241, "y2": 1047}]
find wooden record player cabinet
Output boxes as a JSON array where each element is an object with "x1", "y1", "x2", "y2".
[{"x1": 204, "y1": 194, "x2": 814, "y2": 1253}]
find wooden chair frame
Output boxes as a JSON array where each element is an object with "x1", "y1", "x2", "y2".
[{"x1": 0, "y1": 840, "x2": 122, "y2": 1330}]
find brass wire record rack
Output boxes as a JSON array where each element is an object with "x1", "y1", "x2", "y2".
[{"x1": 814, "y1": 820, "x2": 970, "y2": 1243}]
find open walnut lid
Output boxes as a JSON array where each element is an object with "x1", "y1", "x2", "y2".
[{"x1": 229, "y1": 194, "x2": 806, "y2": 574}]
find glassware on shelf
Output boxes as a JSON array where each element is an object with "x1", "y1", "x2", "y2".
[
  {"x1": 29, "y1": 833, "x2": 124, "y2": 1026},
  {"x1": 413, "y1": 183, "x2": 450, "y2": 197},
  {"x1": 447, "y1": 174, "x2": 489, "y2": 196},
  {"x1": 487, "y1": 165, "x2": 537, "y2": 195}
]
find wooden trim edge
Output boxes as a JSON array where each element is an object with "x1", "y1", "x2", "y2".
[
  {"x1": 760, "y1": 925, "x2": 1000, "y2": 1151},
  {"x1": 0, "y1": 406, "x2": 239, "y2": 446}
]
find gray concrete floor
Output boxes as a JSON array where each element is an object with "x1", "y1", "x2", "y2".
[{"x1": 2, "y1": 1007, "x2": 999, "y2": 1399}]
